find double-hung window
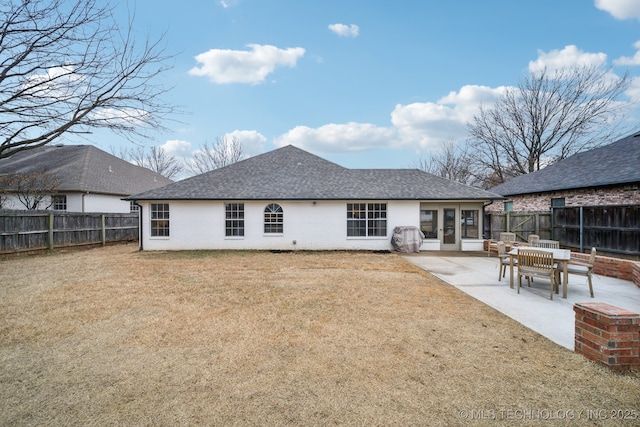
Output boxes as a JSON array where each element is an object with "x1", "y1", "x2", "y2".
[
  {"x1": 347, "y1": 203, "x2": 387, "y2": 237},
  {"x1": 225, "y1": 203, "x2": 244, "y2": 236},
  {"x1": 52, "y1": 195, "x2": 67, "y2": 211},
  {"x1": 150, "y1": 203, "x2": 170, "y2": 237}
]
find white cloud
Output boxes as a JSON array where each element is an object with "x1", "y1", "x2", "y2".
[
  {"x1": 188, "y1": 44, "x2": 305, "y2": 84},
  {"x1": 274, "y1": 122, "x2": 396, "y2": 153},
  {"x1": 328, "y1": 23, "x2": 360, "y2": 37},
  {"x1": 529, "y1": 45, "x2": 607, "y2": 74},
  {"x1": 271, "y1": 85, "x2": 509, "y2": 154},
  {"x1": 161, "y1": 139, "x2": 193, "y2": 159},
  {"x1": 391, "y1": 85, "x2": 508, "y2": 149},
  {"x1": 91, "y1": 107, "x2": 150, "y2": 127},
  {"x1": 625, "y1": 76, "x2": 640, "y2": 102},
  {"x1": 223, "y1": 130, "x2": 267, "y2": 155},
  {"x1": 614, "y1": 40, "x2": 640, "y2": 65},
  {"x1": 218, "y1": 0, "x2": 239, "y2": 8},
  {"x1": 595, "y1": 0, "x2": 640, "y2": 21}
]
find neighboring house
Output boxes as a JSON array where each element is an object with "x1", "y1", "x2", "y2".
[
  {"x1": 127, "y1": 145, "x2": 503, "y2": 252},
  {"x1": 487, "y1": 132, "x2": 640, "y2": 212},
  {"x1": 0, "y1": 144, "x2": 173, "y2": 213}
]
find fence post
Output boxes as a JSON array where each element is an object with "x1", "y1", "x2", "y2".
[
  {"x1": 579, "y1": 206, "x2": 584, "y2": 253},
  {"x1": 101, "y1": 214, "x2": 106, "y2": 246},
  {"x1": 48, "y1": 213, "x2": 54, "y2": 250}
]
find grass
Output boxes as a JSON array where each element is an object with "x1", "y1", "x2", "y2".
[{"x1": 1, "y1": 244, "x2": 638, "y2": 426}]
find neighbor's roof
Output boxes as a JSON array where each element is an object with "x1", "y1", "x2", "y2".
[
  {"x1": 0, "y1": 144, "x2": 173, "y2": 195},
  {"x1": 490, "y1": 132, "x2": 640, "y2": 197},
  {"x1": 129, "y1": 145, "x2": 502, "y2": 201}
]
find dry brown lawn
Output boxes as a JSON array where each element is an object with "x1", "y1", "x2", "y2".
[{"x1": 1, "y1": 244, "x2": 638, "y2": 426}]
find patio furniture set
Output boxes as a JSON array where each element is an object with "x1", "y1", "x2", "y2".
[{"x1": 491, "y1": 233, "x2": 596, "y2": 300}]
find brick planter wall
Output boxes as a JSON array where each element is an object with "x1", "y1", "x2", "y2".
[
  {"x1": 571, "y1": 252, "x2": 640, "y2": 287},
  {"x1": 574, "y1": 302, "x2": 639, "y2": 372}
]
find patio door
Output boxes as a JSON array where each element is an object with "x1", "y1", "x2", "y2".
[{"x1": 441, "y1": 207, "x2": 458, "y2": 250}]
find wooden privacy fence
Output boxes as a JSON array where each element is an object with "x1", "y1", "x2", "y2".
[
  {"x1": 486, "y1": 204, "x2": 640, "y2": 257},
  {"x1": 484, "y1": 211, "x2": 552, "y2": 242},
  {"x1": 0, "y1": 211, "x2": 139, "y2": 254},
  {"x1": 553, "y1": 205, "x2": 640, "y2": 257}
]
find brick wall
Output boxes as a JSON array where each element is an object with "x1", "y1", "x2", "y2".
[
  {"x1": 486, "y1": 184, "x2": 640, "y2": 212},
  {"x1": 574, "y1": 302, "x2": 639, "y2": 372},
  {"x1": 571, "y1": 252, "x2": 640, "y2": 287}
]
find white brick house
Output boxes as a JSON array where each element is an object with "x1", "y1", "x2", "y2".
[{"x1": 128, "y1": 145, "x2": 503, "y2": 252}]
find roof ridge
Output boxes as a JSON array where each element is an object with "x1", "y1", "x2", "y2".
[{"x1": 77, "y1": 145, "x2": 94, "y2": 189}]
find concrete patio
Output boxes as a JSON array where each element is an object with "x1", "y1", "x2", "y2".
[{"x1": 403, "y1": 252, "x2": 640, "y2": 350}]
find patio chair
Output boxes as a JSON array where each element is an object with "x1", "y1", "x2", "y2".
[
  {"x1": 567, "y1": 247, "x2": 596, "y2": 298},
  {"x1": 497, "y1": 241, "x2": 515, "y2": 281},
  {"x1": 487, "y1": 232, "x2": 516, "y2": 256},
  {"x1": 532, "y1": 239, "x2": 559, "y2": 249},
  {"x1": 530, "y1": 239, "x2": 561, "y2": 283},
  {"x1": 527, "y1": 234, "x2": 540, "y2": 246},
  {"x1": 517, "y1": 249, "x2": 558, "y2": 300}
]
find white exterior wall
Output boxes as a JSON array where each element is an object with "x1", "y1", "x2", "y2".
[
  {"x1": 141, "y1": 200, "x2": 422, "y2": 251},
  {"x1": 1, "y1": 192, "x2": 130, "y2": 213},
  {"x1": 78, "y1": 193, "x2": 130, "y2": 213}
]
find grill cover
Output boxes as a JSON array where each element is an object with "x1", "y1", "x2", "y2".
[{"x1": 391, "y1": 226, "x2": 424, "y2": 253}]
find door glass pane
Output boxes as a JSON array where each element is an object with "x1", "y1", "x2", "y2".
[
  {"x1": 420, "y1": 210, "x2": 438, "y2": 238},
  {"x1": 461, "y1": 210, "x2": 479, "y2": 238},
  {"x1": 443, "y1": 209, "x2": 456, "y2": 244}
]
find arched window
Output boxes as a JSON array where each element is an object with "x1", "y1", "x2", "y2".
[{"x1": 264, "y1": 204, "x2": 283, "y2": 233}]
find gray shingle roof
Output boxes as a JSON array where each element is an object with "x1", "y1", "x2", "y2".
[
  {"x1": 490, "y1": 132, "x2": 640, "y2": 196},
  {"x1": 0, "y1": 144, "x2": 173, "y2": 195},
  {"x1": 129, "y1": 145, "x2": 502, "y2": 201}
]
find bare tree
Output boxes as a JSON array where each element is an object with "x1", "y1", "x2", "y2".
[
  {"x1": 415, "y1": 139, "x2": 477, "y2": 186},
  {"x1": 467, "y1": 65, "x2": 633, "y2": 184},
  {"x1": 188, "y1": 136, "x2": 246, "y2": 175},
  {"x1": 0, "y1": 168, "x2": 60, "y2": 209},
  {"x1": 119, "y1": 146, "x2": 182, "y2": 180},
  {"x1": 0, "y1": 0, "x2": 176, "y2": 160}
]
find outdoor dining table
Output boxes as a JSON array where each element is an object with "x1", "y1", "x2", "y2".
[{"x1": 509, "y1": 246, "x2": 572, "y2": 298}]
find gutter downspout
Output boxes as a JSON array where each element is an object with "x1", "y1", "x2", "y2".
[
  {"x1": 82, "y1": 191, "x2": 89, "y2": 212},
  {"x1": 483, "y1": 200, "x2": 494, "y2": 240},
  {"x1": 134, "y1": 201, "x2": 143, "y2": 251}
]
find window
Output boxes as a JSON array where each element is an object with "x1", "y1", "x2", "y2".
[
  {"x1": 52, "y1": 195, "x2": 67, "y2": 211},
  {"x1": 347, "y1": 203, "x2": 387, "y2": 237},
  {"x1": 130, "y1": 201, "x2": 140, "y2": 213},
  {"x1": 264, "y1": 204, "x2": 283, "y2": 233},
  {"x1": 420, "y1": 210, "x2": 438, "y2": 239},
  {"x1": 504, "y1": 201, "x2": 513, "y2": 212},
  {"x1": 461, "y1": 210, "x2": 479, "y2": 239},
  {"x1": 551, "y1": 198, "x2": 565, "y2": 207},
  {"x1": 150, "y1": 203, "x2": 170, "y2": 237},
  {"x1": 225, "y1": 203, "x2": 244, "y2": 237}
]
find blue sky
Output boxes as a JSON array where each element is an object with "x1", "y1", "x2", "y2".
[{"x1": 88, "y1": 0, "x2": 640, "y2": 175}]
